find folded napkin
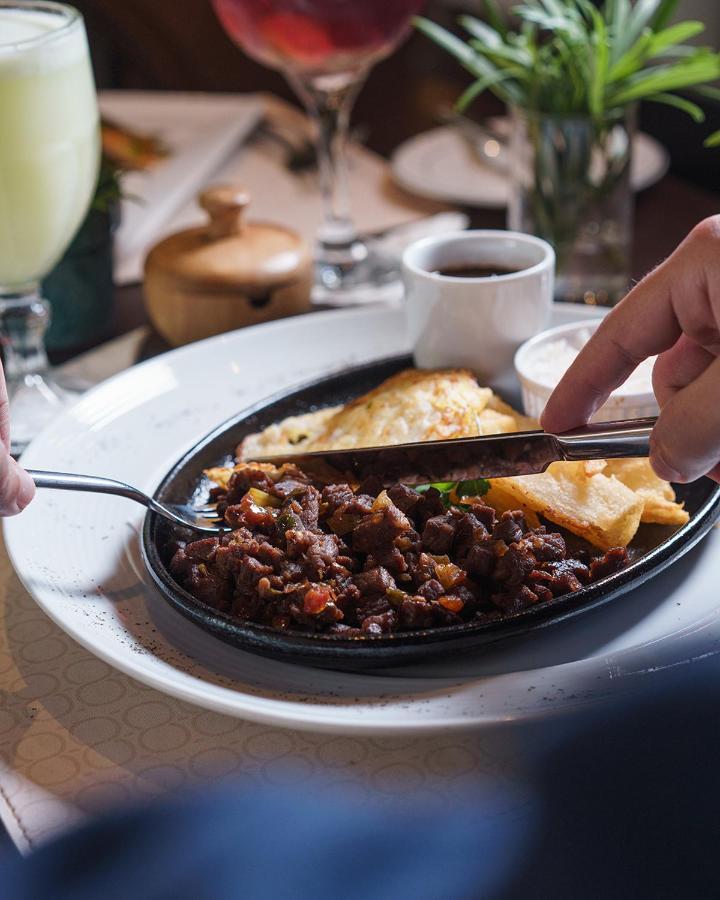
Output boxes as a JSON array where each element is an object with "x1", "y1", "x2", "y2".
[
  {"x1": 99, "y1": 92, "x2": 264, "y2": 286},
  {"x1": 102, "y1": 92, "x2": 451, "y2": 287}
]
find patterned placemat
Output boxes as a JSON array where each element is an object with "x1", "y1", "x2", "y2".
[{"x1": 0, "y1": 529, "x2": 529, "y2": 852}]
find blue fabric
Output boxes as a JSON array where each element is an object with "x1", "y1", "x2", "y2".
[
  {"x1": 3, "y1": 657, "x2": 720, "y2": 899},
  {"x1": 0, "y1": 778, "x2": 532, "y2": 900}
]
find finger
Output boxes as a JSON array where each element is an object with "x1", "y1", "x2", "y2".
[
  {"x1": 0, "y1": 451, "x2": 35, "y2": 516},
  {"x1": 542, "y1": 217, "x2": 720, "y2": 433},
  {"x1": 0, "y1": 359, "x2": 10, "y2": 452},
  {"x1": 649, "y1": 355, "x2": 720, "y2": 483},
  {"x1": 652, "y1": 335, "x2": 716, "y2": 408},
  {"x1": 541, "y1": 272, "x2": 680, "y2": 432}
]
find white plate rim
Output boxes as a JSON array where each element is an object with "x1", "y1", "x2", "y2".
[{"x1": 7, "y1": 305, "x2": 720, "y2": 735}]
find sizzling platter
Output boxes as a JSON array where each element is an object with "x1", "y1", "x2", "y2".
[{"x1": 142, "y1": 357, "x2": 720, "y2": 670}]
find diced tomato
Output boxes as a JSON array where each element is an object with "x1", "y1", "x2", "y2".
[
  {"x1": 303, "y1": 585, "x2": 334, "y2": 615},
  {"x1": 438, "y1": 596, "x2": 465, "y2": 613}
]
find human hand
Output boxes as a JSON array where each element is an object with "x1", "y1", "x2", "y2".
[
  {"x1": 541, "y1": 216, "x2": 720, "y2": 484},
  {"x1": 0, "y1": 364, "x2": 35, "y2": 515}
]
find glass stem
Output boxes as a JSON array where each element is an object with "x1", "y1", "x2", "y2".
[
  {"x1": 0, "y1": 286, "x2": 50, "y2": 383},
  {"x1": 290, "y1": 72, "x2": 366, "y2": 254}
]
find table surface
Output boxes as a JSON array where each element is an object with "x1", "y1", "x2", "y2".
[
  {"x1": 108, "y1": 173, "x2": 719, "y2": 354},
  {"x1": 7, "y1": 91, "x2": 720, "y2": 853}
]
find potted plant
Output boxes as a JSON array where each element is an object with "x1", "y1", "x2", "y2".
[{"x1": 417, "y1": 0, "x2": 720, "y2": 304}]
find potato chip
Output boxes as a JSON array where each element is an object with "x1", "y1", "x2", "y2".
[
  {"x1": 488, "y1": 462, "x2": 644, "y2": 549},
  {"x1": 603, "y1": 459, "x2": 689, "y2": 526},
  {"x1": 584, "y1": 459, "x2": 608, "y2": 477}
]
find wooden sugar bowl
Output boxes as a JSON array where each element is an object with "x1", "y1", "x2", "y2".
[{"x1": 144, "y1": 186, "x2": 313, "y2": 346}]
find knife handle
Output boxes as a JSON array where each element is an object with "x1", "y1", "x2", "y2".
[{"x1": 556, "y1": 416, "x2": 656, "y2": 462}]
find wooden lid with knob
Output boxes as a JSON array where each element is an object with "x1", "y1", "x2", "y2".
[{"x1": 144, "y1": 184, "x2": 312, "y2": 291}]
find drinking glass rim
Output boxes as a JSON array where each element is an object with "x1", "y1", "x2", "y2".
[{"x1": 0, "y1": 0, "x2": 81, "y2": 54}]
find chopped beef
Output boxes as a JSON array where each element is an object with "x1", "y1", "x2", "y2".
[
  {"x1": 387, "y1": 483, "x2": 423, "y2": 516},
  {"x1": 354, "y1": 565, "x2": 396, "y2": 596},
  {"x1": 416, "y1": 578, "x2": 444, "y2": 601},
  {"x1": 421, "y1": 513, "x2": 456, "y2": 554},
  {"x1": 351, "y1": 500, "x2": 412, "y2": 555},
  {"x1": 169, "y1": 465, "x2": 632, "y2": 636},
  {"x1": 492, "y1": 510, "x2": 527, "y2": 545},
  {"x1": 356, "y1": 474, "x2": 385, "y2": 498},
  {"x1": 590, "y1": 547, "x2": 630, "y2": 581}
]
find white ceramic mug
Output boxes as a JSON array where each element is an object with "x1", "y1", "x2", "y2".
[{"x1": 403, "y1": 230, "x2": 555, "y2": 385}]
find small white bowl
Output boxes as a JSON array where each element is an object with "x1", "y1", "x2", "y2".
[{"x1": 514, "y1": 319, "x2": 659, "y2": 423}]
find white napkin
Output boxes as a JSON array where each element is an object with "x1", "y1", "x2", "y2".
[{"x1": 99, "y1": 91, "x2": 264, "y2": 286}]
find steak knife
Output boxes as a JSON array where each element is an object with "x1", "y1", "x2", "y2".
[{"x1": 253, "y1": 417, "x2": 656, "y2": 486}]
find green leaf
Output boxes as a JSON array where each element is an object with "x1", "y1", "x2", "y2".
[
  {"x1": 609, "y1": 55, "x2": 720, "y2": 105},
  {"x1": 413, "y1": 479, "x2": 490, "y2": 507},
  {"x1": 414, "y1": 482, "x2": 455, "y2": 495},
  {"x1": 589, "y1": 7, "x2": 609, "y2": 118},
  {"x1": 703, "y1": 128, "x2": 720, "y2": 147},
  {"x1": 469, "y1": 40, "x2": 533, "y2": 69},
  {"x1": 483, "y1": 0, "x2": 508, "y2": 37},
  {"x1": 455, "y1": 78, "x2": 488, "y2": 112},
  {"x1": 456, "y1": 479, "x2": 491, "y2": 498},
  {"x1": 650, "y1": 0, "x2": 681, "y2": 32},
  {"x1": 454, "y1": 70, "x2": 519, "y2": 111},
  {"x1": 648, "y1": 20, "x2": 705, "y2": 55},
  {"x1": 413, "y1": 17, "x2": 476, "y2": 67},
  {"x1": 608, "y1": 31, "x2": 653, "y2": 83},
  {"x1": 694, "y1": 84, "x2": 720, "y2": 102},
  {"x1": 647, "y1": 91, "x2": 706, "y2": 121},
  {"x1": 460, "y1": 14, "x2": 503, "y2": 49},
  {"x1": 613, "y1": 0, "x2": 663, "y2": 63}
]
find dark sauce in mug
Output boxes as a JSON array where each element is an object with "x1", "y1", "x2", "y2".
[{"x1": 434, "y1": 264, "x2": 522, "y2": 278}]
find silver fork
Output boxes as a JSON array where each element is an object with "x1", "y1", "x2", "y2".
[{"x1": 28, "y1": 470, "x2": 229, "y2": 535}]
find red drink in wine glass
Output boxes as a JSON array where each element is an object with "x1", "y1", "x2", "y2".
[
  {"x1": 213, "y1": 0, "x2": 424, "y2": 305},
  {"x1": 214, "y1": 0, "x2": 422, "y2": 76}
]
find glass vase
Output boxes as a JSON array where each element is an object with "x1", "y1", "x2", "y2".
[{"x1": 508, "y1": 107, "x2": 634, "y2": 306}]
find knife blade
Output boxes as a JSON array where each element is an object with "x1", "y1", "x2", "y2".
[{"x1": 252, "y1": 418, "x2": 656, "y2": 486}]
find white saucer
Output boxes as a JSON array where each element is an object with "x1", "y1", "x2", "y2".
[
  {"x1": 391, "y1": 125, "x2": 669, "y2": 208},
  {"x1": 7, "y1": 304, "x2": 720, "y2": 735}
]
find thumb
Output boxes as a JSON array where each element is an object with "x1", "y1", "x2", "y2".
[
  {"x1": 649, "y1": 356, "x2": 720, "y2": 484},
  {"x1": 0, "y1": 451, "x2": 35, "y2": 516}
]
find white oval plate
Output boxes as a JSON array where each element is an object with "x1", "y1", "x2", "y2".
[
  {"x1": 7, "y1": 305, "x2": 720, "y2": 735},
  {"x1": 391, "y1": 125, "x2": 669, "y2": 208}
]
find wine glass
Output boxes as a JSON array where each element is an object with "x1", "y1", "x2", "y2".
[
  {"x1": 212, "y1": 0, "x2": 424, "y2": 306},
  {"x1": 0, "y1": 1, "x2": 100, "y2": 455}
]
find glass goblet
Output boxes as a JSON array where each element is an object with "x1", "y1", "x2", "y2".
[
  {"x1": 212, "y1": 0, "x2": 424, "y2": 306},
  {"x1": 0, "y1": 0, "x2": 100, "y2": 454}
]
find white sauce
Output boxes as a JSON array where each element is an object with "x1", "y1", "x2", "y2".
[{"x1": 525, "y1": 330, "x2": 656, "y2": 396}]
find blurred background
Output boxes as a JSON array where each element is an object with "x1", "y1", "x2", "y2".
[{"x1": 76, "y1": 0, "x2": 720, "y2": 190}]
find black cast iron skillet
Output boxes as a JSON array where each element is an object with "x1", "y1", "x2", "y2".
[{"x1": 141, "y1": 357, "x2": 720, "y2": 671}]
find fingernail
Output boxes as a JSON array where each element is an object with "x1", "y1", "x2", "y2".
[{"x1": 15, "y1": 466, "x2": 35, "y2": 512}]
